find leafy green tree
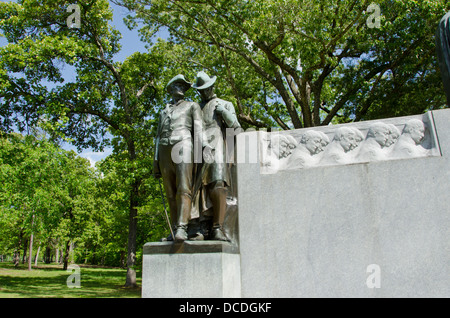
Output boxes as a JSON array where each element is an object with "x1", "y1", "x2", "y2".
[
  {"x1": 0, "y1": 132, "x2": 84, "y2": 270},
  {"x1": 117, "y1": 0, "x2": 449, "y2": 129},
  {"x1": 0, "y1": 0, "x2": 166, "y2": 286},
  {"x1": 0, "y1": 130, "x2": 133, "y2": 272},
  {"x1": 51, "y1": 151, "x2": 99, "y2": 270},
  {"x1": 0, "y1": 133, "x2": 47, "y2": 268}
]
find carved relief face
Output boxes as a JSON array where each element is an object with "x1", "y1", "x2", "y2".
[
  {"x1": 340, "y1": 131, "x2": 358, "y2": 152},
  {"x1": 384, "y1": 125, "x2": 401, "y2": 147},
  {"x1": 371, "y1": 127, "x2": 390, "y2": 147},
  {"x1": 410, "y1": 126, "x2": 425, "y2": 145},
  {"x1": 269, "y1": 135, "x2": 295, "y2": 159},
  {"x1": 304, "y1": 133, "x2": 325, "y2": 155}
]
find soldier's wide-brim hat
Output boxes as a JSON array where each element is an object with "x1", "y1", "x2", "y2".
[
  {"x1": 166, "y1": 74, "x2": 192, "y2": 92},
  {"x1": 192, "y1": 71, "x2": 217, "y2": 90}
]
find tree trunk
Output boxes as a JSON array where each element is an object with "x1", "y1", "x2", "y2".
[
  {"x1": 44, "y1": 246, "x2": 51, "y2": 264},
  {"x1": 14, "y1": 231, "x2": 22, "y2": 267},
  {"x1": 28, "y1": 215, "x2": 35, "y2": 271},
  {"x1": 22, "y1": 238, "x2": 28, "y2": 264},
  {"x1": 92, "y1": 246, "x2": 96, "y2": 265},
  {"x1": 124, "y1": 139, "x2": 140, "y2": 288},
  {"x1": 34, "y1": 245, "x2": 40, "y2": 267},
  {"x1": 13, "y1": 250, "x2": 20, "y2": 267},
  {"x1": 27, "y1": 234, "x2": 33, "y2": 270},
  {"x1": 125, "y1": 179, "x2": 140, "y2": 287},
  {"x1": 63, "y1": 240, "x2": 71, "y2": 270},
  {"x1": 120, "y1": 251, "x2": 125, "y2": 269},
  {"x1": 125, "y1": 186, "x2": 138, "y2": 287}
]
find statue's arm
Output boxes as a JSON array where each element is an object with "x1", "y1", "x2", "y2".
[{"x1": 220, "y1": 101, "x2": 240, "y2": 129}]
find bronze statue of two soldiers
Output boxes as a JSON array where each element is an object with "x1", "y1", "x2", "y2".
[{"x1": 153, "y1": 72, "x2": 240, "y2": 242}]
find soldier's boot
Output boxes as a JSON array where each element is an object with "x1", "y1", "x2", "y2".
[
  {"x1": 174, "y1": 224, "x2": 188, "y2": 242},
  {"x1": 210, "y1": 185, "x2": 230, "y2": 242},
  {"x1": 211, "y1": 224, "x2": 229, "y2": 241},
  {"x1": 174, "y1": 194, "x2": 191, "y2": 242}
]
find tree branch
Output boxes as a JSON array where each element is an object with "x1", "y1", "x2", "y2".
[{"x1": 136, "y1": 81, "x2": 155, "y2": 99}]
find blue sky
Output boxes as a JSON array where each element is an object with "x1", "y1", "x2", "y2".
[{"x1": 0, "y1": 1, "x2": 167, "y2": 166}]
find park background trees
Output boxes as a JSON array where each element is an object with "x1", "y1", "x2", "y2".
[
  {"x1": 1, "y1": 0, "x2": 449, "y2": 288},
  {"x1": 0, "y1": 0, "x2": 168, "y2": 287},
  {"x1": 0, "y1": 132, "x2": 98, "y2": 270},
  {"x1": 0, "y1": 130, "x2": 168, "y2": 274}
]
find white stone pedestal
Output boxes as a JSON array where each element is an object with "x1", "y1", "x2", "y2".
[
  {"x1": 142, "y1": 241, "x2": 241, "y2": 298},
  {"x1": 236, "y1": 109, "x2": 450, "y2": 297}
]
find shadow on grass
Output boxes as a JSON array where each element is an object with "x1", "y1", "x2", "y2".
[{"x1": 0, "y1": 263, "x2": 141, "y2": 298}]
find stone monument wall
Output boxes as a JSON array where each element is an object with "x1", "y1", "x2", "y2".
[{"x1": 236, "y1": 109, "x2": 450, "y2": 297}]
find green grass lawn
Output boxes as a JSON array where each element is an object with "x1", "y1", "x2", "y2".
[{"x1": 0, "y1": 263, "x2": 141, "y2": 298}]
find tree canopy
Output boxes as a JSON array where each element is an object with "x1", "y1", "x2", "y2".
[{"x1": 117, "y1": 0, "x2": 449, "y2": 129}]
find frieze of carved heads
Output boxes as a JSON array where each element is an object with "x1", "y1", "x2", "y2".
[{"x1": 260, "y1": 113, "x2": 440, "y2": 174}]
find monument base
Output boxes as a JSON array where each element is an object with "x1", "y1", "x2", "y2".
[
  {"x1": 236, "y1": 109, "x2": 450, "y2": 297},
  {"x1": 141, "y1": 241, "x2": 241, "y2": 298}
]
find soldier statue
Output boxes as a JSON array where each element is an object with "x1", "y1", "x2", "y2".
[
  {"x1": 153, "y1": 75, "x2": 203, "y2": 242},
  {"x1": 192, "y1": 71, "x2": 241, "y2": 241}
]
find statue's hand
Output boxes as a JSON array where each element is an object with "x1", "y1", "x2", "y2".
[
  {"x1": 215, "y1": 103, "x2": 227, "y2": 115},
  {"x1": 216, "y1": 103, "x2": 236, "y2": 128}
]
